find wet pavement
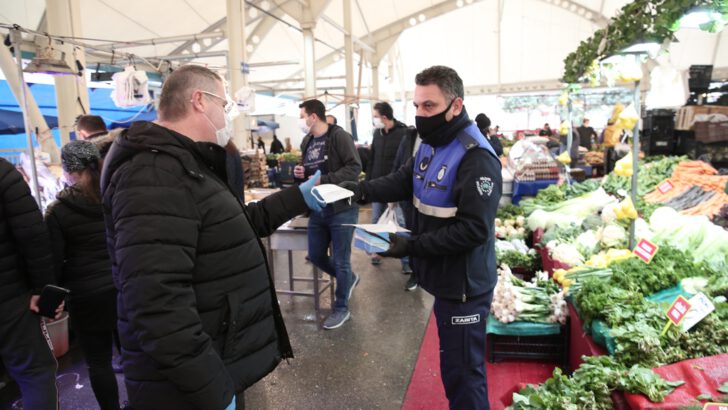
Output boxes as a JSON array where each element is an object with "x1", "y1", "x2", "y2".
[{"x1": 1, "y1": 208, "x2": 435, "y2": 409}]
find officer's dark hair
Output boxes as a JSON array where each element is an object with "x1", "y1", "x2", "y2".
[
  {"x1": 415, "y1": 65, "x2": 464, "y2": 101},
  {"x1": 75, "y1": 115, "x2": 107, "y2": 133},
  {"x1": 299, "y1": 99, "x2": 326, "y2": 122},
  {"x1": 326, "y1": 114, "x2": 338, "y2": 125},
  {"x1": 373, "y1": 102, "x2": 394, "y2": 121}
]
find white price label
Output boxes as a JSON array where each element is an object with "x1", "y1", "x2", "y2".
[{"x1": 681, "y1": 292, "x2": 715, "y2": 332}]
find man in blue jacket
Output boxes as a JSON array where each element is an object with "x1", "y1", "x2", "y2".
[{"x1": 342, "y1": 65, "x2": 502, "y2": 409}]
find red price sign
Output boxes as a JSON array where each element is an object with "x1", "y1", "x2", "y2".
[
  {"x1": 666, "y1": 295, "x2": 692, "y2": 326},
  {"x1": 633, "y1": 239, "x2": 659, "y2": 264},
  {"x1": 657, "y1": 180, "x2": 674, "y2": 194},
  {"x1": 703, "y1": 403, "x2": 728, "y2": 410}
]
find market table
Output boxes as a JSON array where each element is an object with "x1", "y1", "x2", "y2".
[
  {"x1": 267, "y1": 220, "x2": 334, "y2": 316},
  {"x1": 567, "y1": 301, "x2": 608, "y2": 369},
  {"x1": 512, "y1": 179, "x2": 559, "y2": 205}
]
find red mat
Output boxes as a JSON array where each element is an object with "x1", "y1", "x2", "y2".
[{"x1": 402, "y1": 311, "x2": 557, "y2": 410}]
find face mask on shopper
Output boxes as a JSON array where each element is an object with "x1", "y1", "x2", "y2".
[
  {"x1": 372, "y1": 117, "x2": 385, "y2": 129},
  {"x1": 299, "y1": 116, "x2": 312, "y2": 134}
]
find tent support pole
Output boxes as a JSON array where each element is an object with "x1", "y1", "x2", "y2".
[
  {"x1": 10, "y1": 29, "x2": 43, "y2": 209},
  {"x1": 344, "y1": 0, "x2": 354, "y2": 132},
  {"x1": 226, "y1": 0, "x2": 249, "y2": 148},
  {"x1": 629, "y1": 80, "x2": 640, "y2": 249}
]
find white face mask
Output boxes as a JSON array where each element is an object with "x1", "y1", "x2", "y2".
[
  {"x1": 299, "y1": 117, "x2": 311, "y2": 134},
  {"x1": 203, "y1": 107, "x2": 233, "y2": 147},
  {"x1": 372, "y1": 117, "x2": 385, "y2": 129}
]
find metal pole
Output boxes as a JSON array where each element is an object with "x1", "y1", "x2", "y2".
[
  {"x1": 344, "y1": 0, "x2": 354, "y2": 132},
  {"x1": 226, "y1": 0, "x2": 248, "y2": 148},
  {"x1": 302, "y1": 26, "x2": 316, "y2": 99},
  {"x1": 629, "y1": 79, "x2": 640, "y2": 249},
  {"x1": 11, "y1": 29, "x2": 42, "y2": 209}
]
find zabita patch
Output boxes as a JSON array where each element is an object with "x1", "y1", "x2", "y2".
[
  {"x1": 476, "y1": 176, "x2": 494, "y2": 197},
  {"x1": 451, "y1": 314, "x2": 480, "y2": 325}
]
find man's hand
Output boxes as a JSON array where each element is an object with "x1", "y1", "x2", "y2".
[
  {"x1": 377, "y1": 233, "x2": 409, "y2": 258},
  {"x1": 294, "y1": 165, "x2": 305, "y2": 179},
  {"x1": 298, "y1": 170, "x2": 325, "y2": 212},
  {"x1": 387, "y1": 202, "x2": 397, "y2": 210},
  {"x1": 338, "y1": 181, "x2": 364, "y2": 204},
  {"x1": 30, "y1": 294, "x2": 40, "y2": 313}
]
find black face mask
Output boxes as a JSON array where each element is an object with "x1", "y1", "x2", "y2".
[{"x1": 415, "y1": 99, "x2": 453, "y2": 139}]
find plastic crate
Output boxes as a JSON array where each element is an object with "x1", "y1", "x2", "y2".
[
  {"x1": 695, "y1": 121, "x2": 728, "y2": 143},
  {"x1": 486, "y1": 315, "x2": 570, "y2": 370}
]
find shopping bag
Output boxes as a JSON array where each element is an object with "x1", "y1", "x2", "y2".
[{"x1": 376, "y1": 207, "x2": 399, "y2": 226}]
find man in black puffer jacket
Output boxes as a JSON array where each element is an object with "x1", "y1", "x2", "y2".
[
  {"x1": 101, "y1": 65, "x2": 322, "y2": 410},
  {"x1": 0, "y1": 158, "x2": 59, "y2": 410}
]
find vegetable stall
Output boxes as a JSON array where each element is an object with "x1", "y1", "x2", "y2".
[{"x1": 489, "y1": 153, "x2": 728, "y2": 409}]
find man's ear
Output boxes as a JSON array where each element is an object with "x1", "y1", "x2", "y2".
[{"x1": 451, "y1": 97, "x2": 464, "y2": 116}]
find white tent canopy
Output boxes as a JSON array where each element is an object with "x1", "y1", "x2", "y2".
[
  {"x1": 3, "y1": 0, "x2": 725, "y2": 97},
  {"x1": 1, "y1": 0, "x2": 726, "y2": 148}
]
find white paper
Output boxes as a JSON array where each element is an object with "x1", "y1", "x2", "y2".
[
  {"x1": 346, "y1": 221, "x2": 410, "y2": 233},
  {"x1": 681, "y1": 292, "x2": 715, "y2": 332},
  {"x1": 311, "y1": 184, "x2": 354, "y2": 204}
]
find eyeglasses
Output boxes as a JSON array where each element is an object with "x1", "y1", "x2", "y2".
[{"x1": 200, "y1": 90, "x2": 235, "y2": 115}]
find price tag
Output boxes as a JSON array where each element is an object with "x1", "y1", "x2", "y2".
[
  {"x1": 703, "y1": 403, "x2": 728, "y2": 410},
  {"x1": 666, "y1": 295, "x2": 692, "y2": 326},
  {"x1": 657, "y1": 180, "x2": 674, "y2": 194},
  {"x1": 633, "y1": 239, "x2": 659, "y2": 264},
  {"x1": 681, "y1": 293, "x2": 715, "y2": 332}
]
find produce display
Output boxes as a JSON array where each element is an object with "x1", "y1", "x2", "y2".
[
  {"x1": 497, "y1": 153, "x2": 728, "y2": 409},
  {"x1": 584, "y1": 151, "x2": 604, "y2": 165},
  {"x1": 492, "y1": 267, "x2": 567, "y2": 324}
]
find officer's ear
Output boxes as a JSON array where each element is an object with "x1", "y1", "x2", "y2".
[{"x1": 450, "y1": 97, "x2": 464, "y2": 117}]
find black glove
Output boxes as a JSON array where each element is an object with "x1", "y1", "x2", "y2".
[
  {"x1": 377, "y1": 233, "x2": 410, "y2": 258},
  {"x1": 338, "y1": 180, "x2": 366, "y2": 204}
]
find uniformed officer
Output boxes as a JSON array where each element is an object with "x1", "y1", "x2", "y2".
[{"x1": 341, "y1": 65, "x2": 502, "y2": 409}]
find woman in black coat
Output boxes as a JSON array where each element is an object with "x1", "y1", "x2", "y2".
[
  {"x1": 475, "y1": 113, "x2": 504, "y2": 157},
  {"x1": 45, "y1": 141, "x2": 120, "y2": 410}
]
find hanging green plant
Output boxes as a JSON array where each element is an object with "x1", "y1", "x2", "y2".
[{"x1": 562, "y1": 0, "x2": 726, "y2": 84}]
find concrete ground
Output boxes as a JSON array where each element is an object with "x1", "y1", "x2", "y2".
[{"x1": 0, "y1": 207, "x2": 435, "y2": 409}]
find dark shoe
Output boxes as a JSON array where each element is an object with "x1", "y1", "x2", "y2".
[
  {"x1": 405, "y1": 274, "x2": 418, "y2": 292},
  {"x1": 323, "y1": 310, "x2": 351, "y2": 329},
  {"x1": 348, "y1": 273, "x2": 360, "y2": 300},
  {"x1": 371, "y1": 256, "x2": 382, "y2": 265}
]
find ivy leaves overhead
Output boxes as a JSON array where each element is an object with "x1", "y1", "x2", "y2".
[{"x1": 562, "y1": 0, "x2": 726, "y2": 84}]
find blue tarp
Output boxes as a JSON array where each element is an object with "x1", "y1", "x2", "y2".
[{"x1": 0, "y1": 80, "x2": 156, "y2": 150}]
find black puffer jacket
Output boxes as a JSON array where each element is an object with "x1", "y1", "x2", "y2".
[
  {"x1": 0, "y1": 158, "x2": 55, "y2": 301},
  {"x1": 45, "y1": 187, "x2": 114, "y2": 300},
  {"x1": 101, "y1": 122, "x2": 307, "y2": 409},
  {"x1": 367, "y1": 121, "x2": 408, "y2": 180}
]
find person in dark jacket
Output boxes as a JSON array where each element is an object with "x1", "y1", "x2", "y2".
[
  {"x1": 101, "y1": 65, "x2": 323, "y2": 410},
  {"x1": 474, "y1": 113, "x2": 504, "y2": 157},
  {"x1": 0, "y1": 158, "x2": 61, "y2": 410},
  {"x1": 270, "y1": 134, "x2": 284, "y2": 154},
  {"x1": 341, "y1": 66, "x2": 502, "y2": 409},
  {"x1": 577, "y1": 118, "x2": 598, "y2": 151},
  {"x1": 367, "y1": 102, "x2": 409, "y2": 267},
  {"x1": 294, "y1": 99, "x2": 362, "y2": 330},
  {"x1": 392, "y1": 126, "x2": 421, "y2": 291},
  {"x1": 45, "y1": 141, "x2": 120, "y2": 410}
]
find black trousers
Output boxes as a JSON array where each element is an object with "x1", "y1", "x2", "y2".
[
  {"x1": 0, "y1": 293, "x2": 58, "y2": 410},
  {"x1": 433, "y1": 292, "x2": 493, "y2": 410},
  {"x1": 69, "y1": 290, "x2": 120, "y2": 410},
  {"x1": 75, "y1": 327, "x2": 120, "y2": 410}
]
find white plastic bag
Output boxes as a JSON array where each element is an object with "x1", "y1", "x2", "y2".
[{"x1": 376, "y1": 207, "x2": 399, "y2": 227}]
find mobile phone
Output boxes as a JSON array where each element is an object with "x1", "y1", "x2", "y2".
[{"x1": 37, "y1": 285, "x2": 70, "y2": 318}]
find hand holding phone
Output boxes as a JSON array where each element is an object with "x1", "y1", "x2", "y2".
[{"x1": 34, "y1": 285, "x2": 70, "y2": 319}]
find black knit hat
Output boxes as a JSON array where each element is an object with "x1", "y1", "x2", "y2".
[
  {"x1": 61, "y1": 140, "x2": 101, "y2": 173},
  {"x1": 475, "y1": 113, "x2": 491, "y2": 130}
]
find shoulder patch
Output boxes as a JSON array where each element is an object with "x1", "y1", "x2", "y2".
[{"x1": 476, "y1": 176, "x2": 494, "y2": 197}]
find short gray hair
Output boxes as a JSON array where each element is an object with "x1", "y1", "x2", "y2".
[
  {"x1": 415, "y1": 65, "x2": 464, "y2": 101},
  {"x1": 158, "y1": 65, "x2": 222, "y2": 121}
]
